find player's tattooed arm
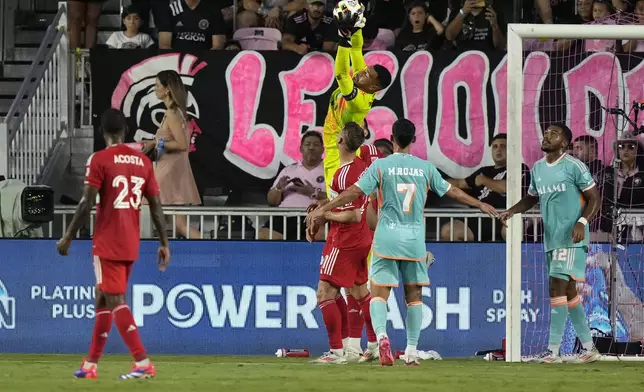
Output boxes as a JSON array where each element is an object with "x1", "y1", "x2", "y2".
[
  {"x1": 580, "y1": 185, "x2": 601, "y2": 222},
  {"x1": 324, "y1": 209, "x2": 361, "y2": 224},
  {"x1": 64, "y1": 185, "x2": 99, "y2": 240},
  {"x1": 147, "y1": 195, "x2": 169, "y2": 248},
  {"x1": 500, "y1": 194, "x2": 539, "y2": 222},
  {"x1": 307, "y1": 184, "x2": 364, "y2": 227}
]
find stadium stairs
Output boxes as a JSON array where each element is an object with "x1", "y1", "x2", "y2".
[{"x1": 1, "y1": 0, "x2": 122, "y2": 203}]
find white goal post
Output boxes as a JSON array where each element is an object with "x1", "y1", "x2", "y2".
[{"x1": 505, "y1": 23, "x2": 644, "y2": 362}]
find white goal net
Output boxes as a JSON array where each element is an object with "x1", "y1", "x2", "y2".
[{"x1": 506, "y1": 16, "x2": 644, "y2": 362}]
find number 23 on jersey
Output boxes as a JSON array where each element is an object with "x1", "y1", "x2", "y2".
[{"x1": 112, "y1": 175, "x2": 145, "y2": 210}]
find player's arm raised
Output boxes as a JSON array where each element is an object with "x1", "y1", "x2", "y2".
[
  {"x1": 349, "y1": 29, "x2": 367, "y2": 73},
  {"x1": 57, "y1": 184, "x2": 99, "y2": 256}
]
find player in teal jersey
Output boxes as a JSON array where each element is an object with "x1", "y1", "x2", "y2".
[
  {"x1": 307, "y1": 119, "x2": 499, "y2": 366},
  {"x1": 500, "y1": 123, "x2": 602, "y2": 364}
]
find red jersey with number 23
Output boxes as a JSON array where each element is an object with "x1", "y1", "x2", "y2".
[
  {"x1": 328, "y1": 157, "x2": 371, "y2": 250},
  {"x1": 85, "y1": 144, "x2": 160, "y2": 262}
]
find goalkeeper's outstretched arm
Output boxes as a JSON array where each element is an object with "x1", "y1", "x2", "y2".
[
  {"x1": 334, "y1": 45, "x2": 355, "y2": 98},
  {"x1": 349, "y1": 29, "x2": 367, "y2": 73}
]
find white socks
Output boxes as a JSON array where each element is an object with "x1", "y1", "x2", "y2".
[{"x1": 135, "y1": 358, "x2": 150, "y2": 367}]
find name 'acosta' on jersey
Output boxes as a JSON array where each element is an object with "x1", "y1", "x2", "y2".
[{"x1": 113, "y1": 154, "x2": 145, "y2": 166}]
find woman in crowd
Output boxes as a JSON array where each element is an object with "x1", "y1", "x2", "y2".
[
  {"x1": 396, "y1": 1, "x2": 444, "y2": 51},
  {"x1": 143, "y1": 70, "x2": 202, "y2": 239}
]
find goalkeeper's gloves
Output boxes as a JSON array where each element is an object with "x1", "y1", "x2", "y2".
[{"x1": 335, "y1": 3, "x2": 365, "y2": 47}]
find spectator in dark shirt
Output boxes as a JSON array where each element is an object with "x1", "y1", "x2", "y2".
[
  {"x1": 445, "y1": 0, "x2": 506, "y2": 51},
  {"x1": 602, "y1": 133, "x2": 644, "y2": 241},
  {"x1": 535, "y1": 0, "x2": 580, "y2": 24},
  {"x1": 157, "y1": 0, "x2": 227, "y2": 50},
  {"x1": 573, "y1": 135, "x2": 606, "y2": 186},
  {"x1": 396, "y1": 1, "x2": 444, "y2": 51},
  {"x1": 282, "y1": 0, "x2": 337, "y2": 54},
  {"x1": 440, "y1": 134, "x2": 530, "y2": 241}
]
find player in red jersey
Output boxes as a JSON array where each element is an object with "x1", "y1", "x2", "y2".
[
  {"x1": 56, "y1": 109, "x2": 169, "y2": 380},
  {"x1": 308, "y1": 122, "x2": 377, "y2": 364},
  {"x1": 334, "y1": 140, "x2": 389, "y2": 361}
]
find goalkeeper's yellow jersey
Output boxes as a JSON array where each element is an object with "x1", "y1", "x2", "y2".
[{"x1": 322, "y1": 29, "x2": 376, "y2": 196}]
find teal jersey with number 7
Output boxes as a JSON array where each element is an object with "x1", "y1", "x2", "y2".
[{"x1": 356, "y1": 153, "x2": 451, "y2": 261}]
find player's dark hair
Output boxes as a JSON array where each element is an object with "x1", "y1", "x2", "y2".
[
  {"x1": 100, "y1": 108, "x2": 128, "y2": 135},
  {"x1": 392, "y1": 118, "x2": 415, "y2": 148},
  {"x1": 574, "y1": 135, "x2": 598, "y2": 151},
  {"x1": 373, "y1": 64, "x2": 392, "y2": 90},
  {"x1": 491, "y1": 133, "x2": 507, "y2": 142},
  {"x1": 550, "y1": 122, "x2": 573, "y2": 146},
  {"x1": 342, "y1": 122, "x2": 365, "y2": 152},
  {"x1": 301, "y1": 130, "x2": 323, "y2": 146},
  {"x1": 374, "y1": 138, "x2": 393, "y2": 154}
]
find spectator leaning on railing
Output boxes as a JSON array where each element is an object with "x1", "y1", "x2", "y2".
[
  {"x1": 157, "y1": 0, "x2": 227, "y2": 50},
  {"x1": 259, "y1": 131, "x2": 327, "y2": 241},
  {"x1": 282, "y1": 0, "x2": 338, "y2": 55},
  {"x1": 106, "y1": 5, "x2": 155, "y2": 49},
  {"x1": 440, "y1": 134, "x2": 530, "y2": 241}
]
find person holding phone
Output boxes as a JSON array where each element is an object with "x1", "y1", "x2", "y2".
[
  {"x1": 445, "y1": 0, "x2": 505, "y2": 51},
  {"x1": 259, "y1": 131, "x2": 327, "y2": 241}
]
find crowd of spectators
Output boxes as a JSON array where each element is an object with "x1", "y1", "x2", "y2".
[
  {"x1": 63, "y1": 0, "x2": 644, "y2": 241},
  {"x1": 64, "y1": 0, "x2": 644, "y2": 54}
]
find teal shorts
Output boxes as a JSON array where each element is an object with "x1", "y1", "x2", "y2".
[
  {"x1": 546, "y1": 247, "x2": 587, "y2": 282},
  {"x1": 369, "y1": 255, "x2": 429, "y2": 287}
]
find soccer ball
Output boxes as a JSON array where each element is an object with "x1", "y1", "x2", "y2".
[{"x1": 333, "y1": 0, "x2": 364, "y2": 21}]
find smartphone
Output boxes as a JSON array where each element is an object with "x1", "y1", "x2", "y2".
[
  {"x1": 475, "y1": 0, "x2": 486, "y2": 8},
  {"x1": 291, "y1": 178, "x2": 304, "y2": 186}
]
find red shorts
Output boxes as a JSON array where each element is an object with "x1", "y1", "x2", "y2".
[
  {"x1": 319, "y1": 242, "x2": 370, "y2": 288},
  {"x1": 93, "y1": 256, "x2": 133, "y2": 295}
]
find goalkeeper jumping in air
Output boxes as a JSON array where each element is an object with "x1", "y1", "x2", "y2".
[{"x1": 323, "y1": 0, "x2": 392, "y2": 195}]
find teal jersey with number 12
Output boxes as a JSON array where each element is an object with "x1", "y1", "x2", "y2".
[
  {"x1": 356, "y1": 153, "x2": 451, "y2": 261},
  {"x1": 528, "y1": 153, "x2": 595, "y2": 252}
]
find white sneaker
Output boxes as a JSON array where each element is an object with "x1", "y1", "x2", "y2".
[
  {"x1": 569, "y1": 348, "x2": 601, "y2": 364},
  {"x1": 344, "y1": 347, "x2": 363, "y2": 363},
  {"x1": 402, "y1": 354, "x2": 420, "y2": 366},
  {"x1": 309, "y1": 352, "x2": 348, "y2": 365},
  {"x1": 358, "y1": 344, "x2": 380, "y2": 363},
  {"x1": 525, "y1": 349, "x2": 563, "y2": 364}
]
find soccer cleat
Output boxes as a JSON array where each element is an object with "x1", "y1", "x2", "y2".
[
  {"x1": 119, "y1": 363, "x2": 157, "y2": 379},
  {"x1": 73, "y1": 360, "x2": 98, "y2": 379},
  {"x1": 569, "y1": 348, "x2": 602, "y2": 364},
  {"x1": 402, "y1": 354, "x2": 421, "y2": 367},
  {"x1": 525, "y1": 350, "x2": 563, "y2": 364},
  {"x1": 344, "y1": 347, "x2": 363, "y2": 363},
  {"x1": 358, "y1": 345, "x2": 380, "y2": 363},
  {"x1": 309, "y1": 352, "x2": 348, "y2": 365},
  {"x1": 378, "y1": 337, "x2": 394, "y2": 366}
]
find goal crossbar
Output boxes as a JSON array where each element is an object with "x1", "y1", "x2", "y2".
[{"x1": 505, "y1": 22, "x2": 644, "y2": 362}]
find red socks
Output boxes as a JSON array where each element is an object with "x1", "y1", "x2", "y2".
[
  {"x1": 346, "y1": 295, "x2": 364, "y2": 339},
  {"x1": 318, "y1": 299, "x2": 343, "y2": 350},
  {"x1": 88, "y1": 308, "x2": 113, "y2": 363},
  {"x1": 113, "y1": 305, "x2": 147, "y2": 361},
  {"x1": 357, "y1": 293, "x2": 377, "y2": 343},
  {"x1": 335, "y1": 295, "x2": 348, "y2": 341}
]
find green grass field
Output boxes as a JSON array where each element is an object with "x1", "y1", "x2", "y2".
[{"x1": 1, "y1": 355, "x2": 643, "y2": 392}]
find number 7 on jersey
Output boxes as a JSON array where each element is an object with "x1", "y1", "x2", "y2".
[{"x1": 397, "y1": 183, "x2": 416, "y2": 213}]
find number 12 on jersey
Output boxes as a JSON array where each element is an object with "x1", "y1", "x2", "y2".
[
  {"x1": 113, "y1": 175, "x2": 145, "y2": 210},
  {"x1": 397, "y1": 183, "x2": 416, "y2": 213}
]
